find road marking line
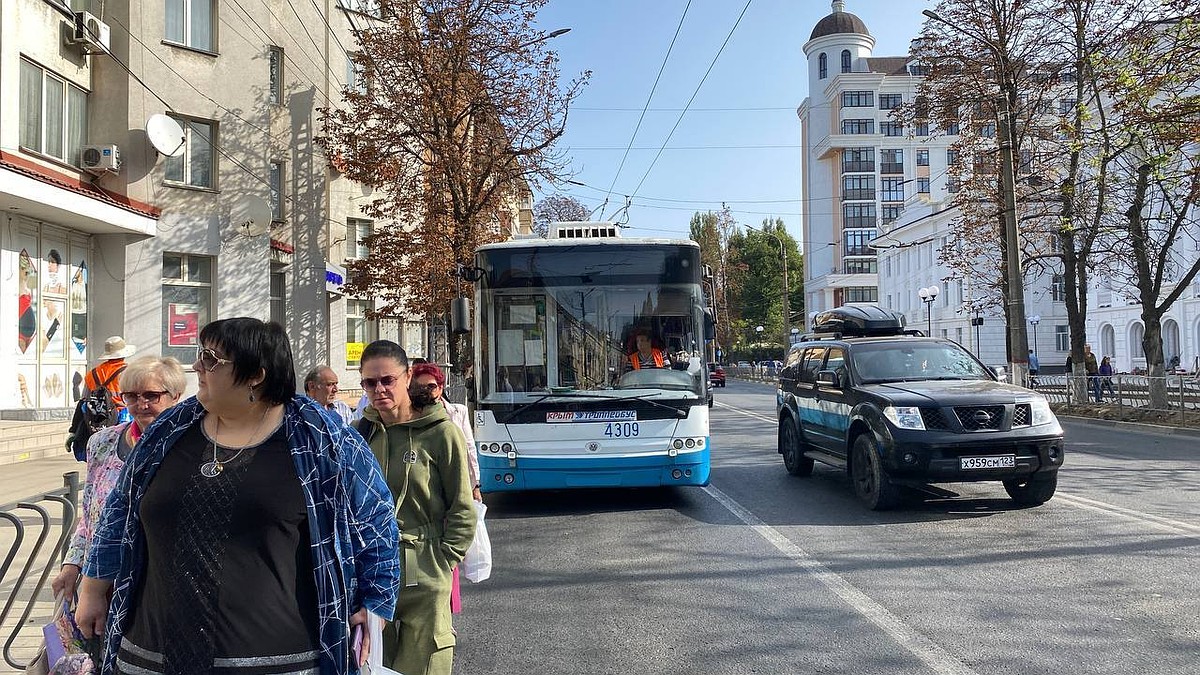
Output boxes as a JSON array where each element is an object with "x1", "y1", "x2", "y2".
[
  {"x1": 704, "y1": 485, "x2": 982, "y2": 675},
  {"x1": 1055, "y1": 492, "x2": 1200, "y2": 536},
  {"x1": 713, "y1": 401, "x2": 775, "y2": 423}
]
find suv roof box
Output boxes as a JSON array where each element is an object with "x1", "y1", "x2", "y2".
[{"x1": 812, "y1": 305, "x2": 906, "y2": 337}]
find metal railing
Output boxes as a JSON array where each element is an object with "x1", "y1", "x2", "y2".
[
  {"x1": 1034, "y1": 374, "x2": 1200, "y2": 425},
  {"x1": 0, "y1": 472, "x2": 81, "y2": 670}
]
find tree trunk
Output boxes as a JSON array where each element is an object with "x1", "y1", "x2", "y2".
[{"x1": 1127, "y1": 164, "x2": 1168, "y2": 409}]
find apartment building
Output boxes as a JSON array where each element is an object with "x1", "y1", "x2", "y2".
[{"x1": 0, "y1": 0, "x2": 413, "y2": 421}]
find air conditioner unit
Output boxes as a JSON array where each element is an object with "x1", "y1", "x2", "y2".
[
  {"x1": 81, "y1": 144, "x2": 121, "y2": 175},
  {"x1": 70, "y1": 11, "x2": 111, "y2": 52}
]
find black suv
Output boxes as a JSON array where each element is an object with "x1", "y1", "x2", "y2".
[{"x1": 776, "y1": 305, "x2": 1064, "y2": 510}]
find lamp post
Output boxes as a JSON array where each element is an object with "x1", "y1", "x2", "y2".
[
  {"x1": 922, "y1": 9, "x2": 1029, "y2": 385},
  {"x1": 791, "y1": 327, "x2": 800, "y2": 345},
  {"x1": 1028, "y1": 314, "x2": 1040, "y2": 359},
  {"x1": 918, "y1": 285, "x2": 939, "y2": 336}
]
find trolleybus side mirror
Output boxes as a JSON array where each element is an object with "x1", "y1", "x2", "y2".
[
  {"x1": 450, "y1": 296, "x2": 471, "y2": 335},
  {"x1": 704, "y1": 307, "x2": 716, "y2": 340}
]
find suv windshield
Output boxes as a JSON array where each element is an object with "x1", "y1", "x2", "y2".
[{"x1": 853, "y1": 341, "x2": 993, "y2": 383}]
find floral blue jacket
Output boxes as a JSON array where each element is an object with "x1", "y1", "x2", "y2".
[{"x1": 83, "y1": 396, "x2": 400, "y2": 675}]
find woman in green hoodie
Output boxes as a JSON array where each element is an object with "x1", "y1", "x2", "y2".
[{"x1": 356, "y1": 340, "x2": 476, "y2": 675}]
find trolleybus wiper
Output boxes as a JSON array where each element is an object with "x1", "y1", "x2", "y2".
[
  {"x1": 606, "y1": 394, "x2": 688, "y2": 418},
  {"x1": 498, "y1": 391, "x2": 613, "y2": 423}
]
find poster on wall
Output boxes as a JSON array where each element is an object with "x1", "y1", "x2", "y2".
[
  {"x1": 42, "y1": 298, "x2": 66, "y2": 357},
  {"x1": 18, "y1": 248, "x2": 39, "y2": 356},
  {"x1": 40, "y1": 363, "x2": 68, "y2": 409},
  {"x1": 15, "y1": 363, "x2": 37, "y2": 409},
  {"x1": 168, "y1": 303, "x2": 200, "y2": 347},
  {"x1": 70, "y1": 260, "x2": 88, "y2": 356},
  {"x1": 43, "y1": 248, "x2": 68, "y2": 295}
]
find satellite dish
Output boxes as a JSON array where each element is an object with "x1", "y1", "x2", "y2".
[
  {"x1": 229, "y1": 194, "x2": 272, "y2": 238},
  {"x1": 145, "y1": 114, "x2": 186, "y2": 157}
]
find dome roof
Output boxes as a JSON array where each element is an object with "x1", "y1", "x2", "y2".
[{"x1": 809, "y1": 7, "x2": 870, "y2": 41}]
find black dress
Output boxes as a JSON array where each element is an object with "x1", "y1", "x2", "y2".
[{"x1": 117, "y1": 423, "x2": 320, "y2": 675}]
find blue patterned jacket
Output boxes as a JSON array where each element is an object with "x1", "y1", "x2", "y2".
[{"x1": 83, "y1": 396, "x2": 400, "y2": 675}]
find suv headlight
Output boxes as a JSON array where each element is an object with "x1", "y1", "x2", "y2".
[
  {"x1": 1030, "y1": 399, "x2": 1057, "y2": 426},
  {"x1": 883, "y1": 406, "x2": 925, "y2": 430}
]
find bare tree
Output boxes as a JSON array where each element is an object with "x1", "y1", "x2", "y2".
[
  {"x1": 533, "y1": 194, "x2": 590, "y2": 237},
  {"x1": 319, "y1": 0, "x2": 589, "y2": 319}
]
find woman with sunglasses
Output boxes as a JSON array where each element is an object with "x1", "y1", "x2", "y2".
[
  {"x1": 75, "y1": 318, "x2": 400, "y2": 675},
  {"x1": 52, "y1": 356, "x2": 186, "y2": 600},
  {"x1": 356, "y1": 340, "x2": 475, "y2": 675}
]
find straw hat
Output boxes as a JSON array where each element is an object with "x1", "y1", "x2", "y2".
[{"x1": 99, "y1": 335, "x2": 136, "y2": 360}]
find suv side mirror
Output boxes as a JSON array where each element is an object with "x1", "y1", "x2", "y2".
[{"x1": 816, "y1": 370, "x2": 841, "y2": 388}]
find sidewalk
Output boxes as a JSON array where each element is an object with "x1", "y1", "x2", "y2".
[{"x1": 0, "y1": 453, "x2": 82, "y2": 505}]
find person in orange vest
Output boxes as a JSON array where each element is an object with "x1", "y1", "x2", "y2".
[
  {"x1": 627, "y1": 329, "x2": 670, "y2": 371},
  {"x1": 85, "y1": 336, "x2": 136, "y2": 417}
]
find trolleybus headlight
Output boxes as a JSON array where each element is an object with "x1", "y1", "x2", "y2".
[
  {"x1": 684, "y1": 438, "x2": 696, "y2": 448},
  {"x1": 673, "y1": 439, "x2": 684, "y2": 449},
  {"x1": 489, "y1": 443, "x2": 501, "y2": 453},
  {"x1": 503, "y1": 473, "x2": 515, "y2": 484},
  {"x1": 671, "y1": 469, "x2": 683, "y2": 479},
  {"x1": 501, "y1": 442, "x2": 513, "y2": 453}
]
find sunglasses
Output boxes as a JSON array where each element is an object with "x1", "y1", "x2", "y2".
[
  {"x1": 196, "y1": 347, "x2": 233, "y2": 372},
  {"x1": 120, "y1": 391, "x2": 171, "y2": 404},
  {"x1": 361, "y1": 374, "x2": 404, "y2": 390},
  {"x1": 411, "y1": 382, "x2": 440, "y2": 392}
]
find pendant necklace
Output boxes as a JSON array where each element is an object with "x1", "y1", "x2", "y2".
[{"x1": 200, "y1": 408, "x2": 270, "y2": 478}]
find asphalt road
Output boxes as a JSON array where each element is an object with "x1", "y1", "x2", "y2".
[{"x1": 454, "y1": 378, "x2": 1199, "y2": 675}]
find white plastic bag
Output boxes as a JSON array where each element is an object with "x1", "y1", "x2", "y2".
[
  {"x1": 462, "y1": 501, "x2": 492, "y2": 583},
  {"x1": 364, "y1": 613, "x2": 401, "y2": 675}
]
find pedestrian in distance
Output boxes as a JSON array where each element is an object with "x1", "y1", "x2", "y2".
[
  {"x1": 66, "y1": 336, "x2": 137, "y2": 459},
  {"x1": 1098, "y1": 356, "x2": 1116, "y2": 402},
  {"x1": 52, "y1": 356, "x2": 186, "y2": 600},
  {"x1": 1028, "y1": 349, "x2": 1040, "y2": 387},
  {"x1": 355, "y1": 340, "x2": 476, "y2": 675},
  {"x1": 305, "y1": 364, "x2": 355, "y2": 424},
  {"x1": 75, "y1": 317, "x2": 399, "y2": 675},
  {"x1": 1084, "y1": 343, "x2": 1101, "y2": 403}
]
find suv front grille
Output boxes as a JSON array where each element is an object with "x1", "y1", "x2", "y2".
[
  {"x1": 1012, "y1": 404, "x2": 1031, "y2": 427},
  {"x1": 955, "y1": 405, "x2": 1004, "y2": 431},
  {"x1": 921, "y1": 408, "x2": 951, "y2": 430}
]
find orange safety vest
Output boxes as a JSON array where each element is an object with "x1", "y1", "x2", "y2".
[{"x1": 629, "y1": 348, "x2": 665, "y2": 370}]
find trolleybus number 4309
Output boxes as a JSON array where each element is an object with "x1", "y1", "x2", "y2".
[{"x1": 604, "y1": 422, "x2": 640, "y2": 438}]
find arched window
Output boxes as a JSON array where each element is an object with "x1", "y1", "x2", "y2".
[
  {"x1": 841, "y1": 49, "x2": 852, "y2": 73},
  {"x1": 818, "y1": 53, "x2": 827, "y2": 79}
]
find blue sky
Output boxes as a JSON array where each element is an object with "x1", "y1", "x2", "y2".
[{"x1": 532, "y1": 0, "x2": 928, "y2": 241}]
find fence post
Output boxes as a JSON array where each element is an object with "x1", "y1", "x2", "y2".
[
  {"x1": 1116, "y1": 375, "x2": 1122, "y2": 409},
  {"x1": 1179, "y1": 376, "x2": 1185, "y2": 425}
]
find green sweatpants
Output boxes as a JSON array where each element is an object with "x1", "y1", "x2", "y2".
[{"x1": 383, "y1": 538, "x2": 456, "y2": 675}]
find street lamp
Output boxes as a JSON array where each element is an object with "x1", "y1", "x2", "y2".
[
  {"x1": 790, "y1": 327, "x2": 800, "y2": 345},
  {"x1": 1028, "y1": 314, "x2": 1040, "y2": 359},
  {"x1": 918, "y1": 285, "x2": 939, "y2": 335},
  {"x1": 922, "y1": 9, "x2": 1029, "y2": 385}
]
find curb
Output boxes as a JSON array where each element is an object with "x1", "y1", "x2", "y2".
[{"x1": 1057, "y1": 414, "x2": 1200, "y2": 439}]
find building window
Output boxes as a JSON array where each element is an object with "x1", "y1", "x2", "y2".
[
  {"x1": 841, "y1": 119, "x2": 874, "y2": 135},
  {"x1": 978, "y1": 122, "x2": 996, "y2": 138},
  {"x1": 881, "y1": 204, "x2": 903, "y2": 224},
  {"x1": 945, "y1": 121, "x2": 960, "y2": 135},
  {"x1": 844, "y1": 259, "x2": 877, "y2": 274},
  {"x1": 844, "y1": 286, "x2": 878, "y2": 303},
  {"x1": 841, "y1": 91, "x2": 874, "y2": 108},
  {"x1": 163, "y1": 117, "x2": 215, "y2": 188},
  {"x1": 165, "y1": 0, "x2": 215, "y2": 51},
  {"x1": 880, "y1": 149, "x2": 903, "y2": 174},
  {"x1": 346, "y1": 57, "x2": 366, "y2": 94},
  {"x1": 19, "y1": 59, "x2": 88, "y2": 166},
  {"x1": 881, "y1": 177, "x2": 905, "y2": 202},
  {"x1": 842, "y1": 175, "x2": 875, "y2": 201},
  {"x1": 947, "y1": 177, "x2": 960, "y2": 193},
  {"x1": 843, "y1": 229, "x2": 876, "y2": 256},
  {"x1": 1059, "y1": 98, "x2": 1076, "y2": 115},
  {"x1": 338, "y1": 0, "x2": 381, "y2": 17},
  {"x1": 1052, "y1": 273, "x2": 1066, "y2": 301},
  {"x1": 347, "y1": 217, "x2": 373, "y2": 259},
  {"x1": 1055, "y1": 325, "x2": 1069, "y2": 351},
  {"x1": 916, "y1": 149, "x2": 929, "y2": 166},
  {"x1": 842, "y1": 204, "x2": 876, "y2": 228},
  {"x1": 947, "y1": 149, "x2": 960, "y2": 166},
  {"x1": 818, "y1": 53, "x2": 827, "y2": 79},
  {"x1": 268, "y1": 46, "x2": 283, "y2": 105},
  {"x1": 879, "y1": 94, "x2": 903, "y2": 110},
  {"x1": 917, "y1": 177, "x2": 930, "y2": 194},
  {"x1": 916, "y1": 121, "x2": 930, "y2": 136},
  {"x1": 346, "y1": 299, "x2": 376, "y2": 367},
  {"x1": 908, "y1": 63, "x2": 931, "y2": 76},
  {"x1": 270, "y1": 270, "x2": 286, "y2": 325},
  {"x1": 269, "y1": 161, "x2": 284, "y2": 221},
  {"x1": 880, "y1": 121, "x2": 904, "y2": 137},
  {"x1": 162, "y1": 254, "x2": 213, "y2": 364},
  {"x1": 841, "y1": 49, "x2": 851, "y2": 73},
  {"x1": 841, "y1": 147, "x2": 875, "y2": 172}
]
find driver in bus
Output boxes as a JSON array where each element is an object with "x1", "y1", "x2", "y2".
[{"x1": 626, "y1": 328, "x2": 671, "y2": 371}]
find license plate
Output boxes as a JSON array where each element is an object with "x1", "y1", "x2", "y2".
[{"x1": 960, "y1": 455, "x2": 1015, "y2": 470}]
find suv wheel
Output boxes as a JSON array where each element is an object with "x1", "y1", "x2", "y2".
[
  {"x1": 779, "y1": 420, "x2": 814, "y2": 477},
  {"x1": 851, "y1": 434, "x2": 899, "y2": 510},
  {"x1": 1003, "y1": 473, "x2": 1058, "y2": 506}
]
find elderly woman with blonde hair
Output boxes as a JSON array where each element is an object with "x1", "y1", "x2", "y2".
[{"x1": 52, "y1": 356, "x2": 187, "y2": 597}]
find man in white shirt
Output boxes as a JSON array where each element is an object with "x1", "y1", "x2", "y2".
[{"x1": 303, "y1": 365, "x2": 355, "y2": 424}]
